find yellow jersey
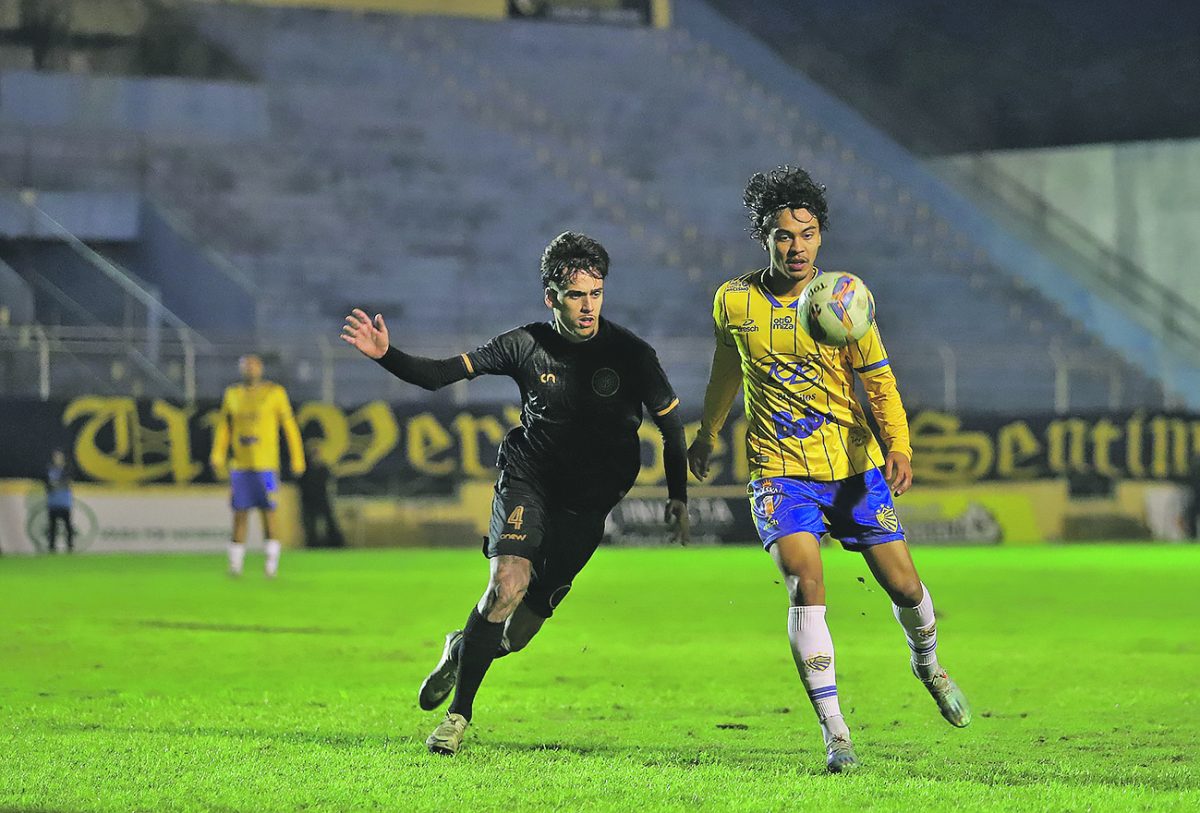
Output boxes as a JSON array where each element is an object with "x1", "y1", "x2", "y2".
[
  {"x1": 211, "y1": 381, "x2": 305, "y2": 474},
  {"x1": 698, "y1": 269, "x2": 911, "y2": 482}
]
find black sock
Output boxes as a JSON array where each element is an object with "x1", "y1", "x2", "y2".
[
  {"x1": 451, "y1": 632, "x2": 511, "y2": 662},
  {"x1": 447, "y1": 608, "x2": 505, "y2": 722}
]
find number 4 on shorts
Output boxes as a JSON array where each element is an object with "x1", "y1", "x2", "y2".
[{"x1": 506, "y1": 505, "x2": 525, "y2": 530}]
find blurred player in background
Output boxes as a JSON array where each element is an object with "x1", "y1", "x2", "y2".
[
  {"x1": 44, "y1": 448, "x2": 74, "y2": 553},
  {"x1": 688, "y1": 167, "x2": 971, "y2": 773},
  {"x1": 342, "y1": 231, "x2": 690, "y2": 756},
  {"x1": 210, "y1": 354, "x2": 305, "y2": 578},
  {"x1": 299, "y1": 439, "x2": 345, "y2": 548}
]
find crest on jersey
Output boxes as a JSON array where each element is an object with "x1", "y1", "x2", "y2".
[
  {"x1": 875, "y1": 505, "x2": 900, "y2": 533},
  {"x1": 804, "y1": 654, "x2": 833, "y2": 672},
  {"x1": 592, "y1": 368, "x2": 620, "y2": 397}
]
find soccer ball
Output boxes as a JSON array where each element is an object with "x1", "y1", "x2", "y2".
[{"x1": 798, "y1": 272, "x2": 875, "y2": 347}]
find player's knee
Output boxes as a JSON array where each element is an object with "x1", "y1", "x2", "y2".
[
  {"x1": 888, "y1": 577, "x2": 924, "y2": 606},
  {"x1": 785, "y1": 573, "x2": 824, "y2": 605}
]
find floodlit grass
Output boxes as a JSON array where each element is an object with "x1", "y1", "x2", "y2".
[{"x1": 1, "y1": 544, "x2": 1197, "y2": 812}]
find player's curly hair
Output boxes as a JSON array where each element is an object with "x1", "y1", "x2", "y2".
[
  {"x1": 743, "y1": 165, "x2": 830, "y2": 244},
  {"x1": 540, "y1": 231, "x2": 610, "y2": 289}
]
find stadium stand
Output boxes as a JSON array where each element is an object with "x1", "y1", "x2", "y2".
[{"x1": 0, "y1": 0, "x2": 1187, "y2": 409}]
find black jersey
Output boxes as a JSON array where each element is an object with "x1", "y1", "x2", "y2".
[{"x1": 462, "y1": 319, "x2": 680, "y2": 511}]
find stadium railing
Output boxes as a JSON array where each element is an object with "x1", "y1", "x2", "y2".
[{"x1": 0, "y1": 325, "x2": 1150, "y2": 413}]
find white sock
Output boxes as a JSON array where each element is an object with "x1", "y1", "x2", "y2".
[
  {"x1": 893, "y1": 583, "x2": 941, "y2": 677},
  {"x1": 788, "y1": 605, "x2": 849, "y2": 742},
  {"x1": 264, "y1": 539, "x2": 281, "y2": 577},
  {"x1": 227, "y1": 542, "x2": 245, "y2": 575}
]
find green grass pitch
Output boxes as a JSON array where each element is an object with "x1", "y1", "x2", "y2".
[{"x1": 1, "y1": 544, "x2": 1197, "y2": 812}]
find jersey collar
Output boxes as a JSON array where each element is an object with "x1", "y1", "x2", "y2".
[{"x1": 757, "y1": 267, "x2": 821, "y2": 309}]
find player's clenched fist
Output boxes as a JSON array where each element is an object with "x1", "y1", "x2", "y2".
[{"x1": 341, "y1": 308, "x2": 390, "y2": 360}]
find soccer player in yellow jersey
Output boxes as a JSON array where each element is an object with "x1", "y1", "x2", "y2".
[
  {"x1": 210, "y1": 354, "x2": 305, "y2": 578},
  {"x1": 688, "y1": 167, "x2": 971, "y2": 773}
]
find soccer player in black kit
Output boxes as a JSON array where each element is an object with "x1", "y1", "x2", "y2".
[{"x1": 341, "y1": 232, "x2": 690, "y2": 755}]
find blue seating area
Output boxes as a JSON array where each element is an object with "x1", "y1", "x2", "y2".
[{"x1": 0, "y1": 3, "x2": 1171, "y2": 410}]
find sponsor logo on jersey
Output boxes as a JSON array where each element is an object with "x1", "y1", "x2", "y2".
[
  {"x1": 804, "y1": 654, "x2": 833, "y2": 672},
  {"x1": 592, "y1": 367, "x2": 620, "y2": 397},
  {"x1": 875, "y1": 505, "x2": 900, "y2": 533},
  {"x1": 730, "y1": 319, "x2": 758, "y2": 334},
  {"x1": 726, "y1": 279, "x2": 751, "y2": 292},
  {"x1": 772, "y1": 408, "x2": 832, "y2": 441},
  {"x1": 499, "y1": 532, "x2": 527, "y2": 541},
  {"x1": 766, "y1": 353, "x2": 822, "y2": 389},
  {"x1": 771, "y1": 315, "x2": 795, "y2": 330}
]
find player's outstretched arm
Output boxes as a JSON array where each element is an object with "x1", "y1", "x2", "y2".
[{"x1": 340, "y1": 308, "x2": 472, "y2": 391}]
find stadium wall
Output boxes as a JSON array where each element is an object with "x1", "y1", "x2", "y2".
[
  {"x1": 932, "y1": 139, "x2": 1200, "y2": 311},
  {"x1": 671, "y1": 0, "x2": 1200, "y2": 409},
  {"x1": 3, "y1": 474, "x2": 1179, "y2": 553},
  {"x1": 0, "y1": 480, "x2": 302, "y2": 554}
]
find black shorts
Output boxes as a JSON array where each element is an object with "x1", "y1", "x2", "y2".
[{"x1": 484, "y1": 471, "x2": 607, "y2": 619}]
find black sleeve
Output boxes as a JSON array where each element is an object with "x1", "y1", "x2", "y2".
[
  {"x1": 638, "y1": 344, "x2": 687, "y2": 503},
  {"x1": 374, "y1": 347, "x2": 470, "y2": 391},
  {"x1": 461, "y1": 328, "x2": 528, "y2": 378},
  {"x1": 653, "y1": 407, "x2": 688, "y2": 504},
  {"x1": 636, "y1": 344, "x2": 680, "y2": 418}
]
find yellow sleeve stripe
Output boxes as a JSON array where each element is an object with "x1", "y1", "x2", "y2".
[
  {"x1": 460, "y1": 353, "x2": 474, "y2": 375},
  {"x1": 655, "y1": 397, "x2": 680, "y2": 417}
]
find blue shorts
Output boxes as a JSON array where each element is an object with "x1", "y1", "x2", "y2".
[
  {"x1": 230, "y1": 470, "x2": 278, "y2": 511},
  {"x1": 749, "y1": 469, "x2": 905, "y2": 551}
]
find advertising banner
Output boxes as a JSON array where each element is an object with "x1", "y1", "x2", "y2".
[
  {"x1": 507, "y1": 0, "x2": 659, "y2": 27},
  {"x1": 3, "y1": 397, "x2": 1200, "y2": 489}
]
